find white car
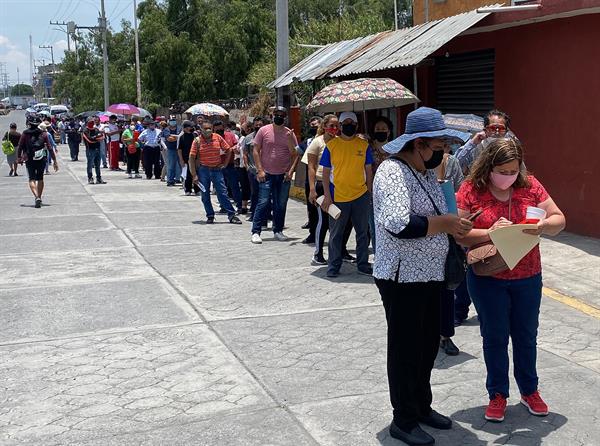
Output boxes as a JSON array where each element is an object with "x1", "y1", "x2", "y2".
[{"x1": 16, "y1": 105, "x2": 23, "y2": 110}]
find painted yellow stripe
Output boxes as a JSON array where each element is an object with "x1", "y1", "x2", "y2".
[{"x1": 543, "y1": 287, "x2": 600, "y2": 319}]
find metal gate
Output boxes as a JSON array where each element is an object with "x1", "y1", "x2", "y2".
[{"x1": 435, "y1": 49, "x2": 495, "y2": 116}]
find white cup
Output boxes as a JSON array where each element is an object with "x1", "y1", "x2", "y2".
[
  {"x1": 316, "y1": 196, "x2": 342, "y2": 220},
  {"x1": 526, "y1": 206, "x2": 546, "y2": 221}
]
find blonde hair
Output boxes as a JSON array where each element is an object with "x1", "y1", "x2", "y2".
[
  {"x1": 317, "y1": 114, "x2": 338, "y2": 136},
  {"x1": 468, "y1": 137, "x2": 530, "y2": 191}
]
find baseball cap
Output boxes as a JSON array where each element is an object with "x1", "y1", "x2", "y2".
[{"x1": 339, "y1": 112, "x2": 358, "y2": 123}]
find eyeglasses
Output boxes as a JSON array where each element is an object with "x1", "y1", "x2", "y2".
[{"x1": 485, "y1": 124, "x2": 507, "y2": 134}]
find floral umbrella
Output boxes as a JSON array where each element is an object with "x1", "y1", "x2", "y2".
[
  {"x1": 184, "y1": 103, "x2": 229, "y2": 117},
  {"x1": 307, "y1": 78, "x2": 419, "y2": 113},
  {"x1": 107, "y1": 103, "x2": 140, "y2": 115}
]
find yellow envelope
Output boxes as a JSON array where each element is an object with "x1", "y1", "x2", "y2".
[{"x1": 489, "y1": 224, "x2": 540, "y2": 270}]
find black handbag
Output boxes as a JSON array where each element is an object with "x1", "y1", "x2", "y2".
[{"x1": 399, "y1": 160, "x2": 467, "y2": 290}]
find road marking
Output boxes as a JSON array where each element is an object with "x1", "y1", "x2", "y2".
[{"x1": 543, "y1": 287, "x2": 600, "y2": 319}]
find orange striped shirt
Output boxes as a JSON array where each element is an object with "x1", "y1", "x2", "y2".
[{"x1": 190, "y1": 134, "x2": 230, "y2": 167}]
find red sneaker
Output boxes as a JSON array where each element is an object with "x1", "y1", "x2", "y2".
[
  {"x1": 485, "y1": 393, "x2": 507, "y2": 422},
  {"x1": 521, "y1": 390, "x2": 549, "y2": 416}
]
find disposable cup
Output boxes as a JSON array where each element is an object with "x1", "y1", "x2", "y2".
[{"x1": 526, "y1": 206, "x2": 546, "y2": 222}]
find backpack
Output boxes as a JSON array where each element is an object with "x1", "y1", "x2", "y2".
[
  {"x1": 29, "y1": 132, "x2": 48, "y2": 160},
  {"x1": 2, "y1": 133, "x2": 15, "y2": 155}
]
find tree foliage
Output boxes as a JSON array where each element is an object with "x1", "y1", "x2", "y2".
[
  {"x1": 10, "y1": 84, "x2": 34, "y2": 96},
  {"x1": 53, "y1": 0, "x2": 410, "y2": 112}
]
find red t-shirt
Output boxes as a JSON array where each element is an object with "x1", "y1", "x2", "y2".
[{"x1": 456, "y1": 175, "x2": 549, "y2": 280}]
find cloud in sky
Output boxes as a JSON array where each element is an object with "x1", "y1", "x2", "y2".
[{"x1": 0, "y1": 35, "x2": 30, "y2": 83}]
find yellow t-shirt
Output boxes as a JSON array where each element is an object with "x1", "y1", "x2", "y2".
[{"x1": 320, "y1": 136, "x2": 373, "y2": 202}]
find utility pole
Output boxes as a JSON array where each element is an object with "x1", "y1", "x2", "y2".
[
  {"x1": 394, "y1": 0, "x2": 399, "y2": 30},
  {"x1": 100, "y1": 0, "x2": 110, "y2": 110},
  {"x1": 29, "y1": 35, "x2": 34, "y2": 85},
  {"x1": 275, "y1": 0, "x2": 290, "y2": 108},
  {"x1": 49, "y1": 21, "x2": 72, "y2": 51},
  {"x1": 133, "y1": 0, "x2": 142, "y2": 106}
]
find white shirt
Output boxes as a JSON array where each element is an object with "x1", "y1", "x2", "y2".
[{"x1": 104, "y1": 123, "x2": 120, "y2": 142}]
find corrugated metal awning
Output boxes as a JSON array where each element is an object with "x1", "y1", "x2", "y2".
[{"x1": 268, "y1": 6, "x2": 499, "y2": 88}]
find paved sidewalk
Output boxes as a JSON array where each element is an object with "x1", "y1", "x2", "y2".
[{"x1": 1, "y1": 112, "x2": 598, "y2": 445}]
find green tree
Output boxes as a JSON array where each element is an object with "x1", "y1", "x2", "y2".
[{"x1": 10, "y1": 84, "x2": 34, "y2": 96}]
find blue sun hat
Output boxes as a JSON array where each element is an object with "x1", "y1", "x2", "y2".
[{"x1": 383, "y1": 107, "x2": 471, "y2": 154}]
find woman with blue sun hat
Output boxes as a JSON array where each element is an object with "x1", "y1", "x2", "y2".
[{"x1": 372, "y1": 106, "x2": 474, "y2": 446}]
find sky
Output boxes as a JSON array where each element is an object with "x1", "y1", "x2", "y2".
[{"x1": 0, "y1": 0, "x2": 138, "y2": 87}]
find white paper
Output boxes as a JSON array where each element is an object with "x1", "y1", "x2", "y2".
[
  {"x1": 489, "y1": 224, "x2": 540, "y2": 270},
  {"x1": 181, "y1": 166, "x2": 187, "y2": 180}
]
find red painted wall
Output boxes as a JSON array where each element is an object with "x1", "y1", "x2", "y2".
[{"x1": 429, "y1": 14, "x2": 600, "y2": 237}]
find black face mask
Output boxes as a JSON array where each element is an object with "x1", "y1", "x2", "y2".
[
  {"x1": 341, "y1": 123, "x2": 357, "y2": 137},
  {"x1": 273, "y1": 116, "x2": 285, "y2": 126},
  {"x1": 215, "y1": 129, "x2": 225, "y2": 136},
  {"x1": 253, "y1": 127, "x2": 260, "y2": 132},
  {"x1": 373, "y1": 132, "x2": 388, "y2": 143},
  {"x1": 422, "y1": 147, "x2": 444, "y2": 169},
  {"x1": 308, "y1": 127, "x2": 317, "y2": 137}
]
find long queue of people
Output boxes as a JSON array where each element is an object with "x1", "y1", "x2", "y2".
[{"x1": 4, "y1": 104, "x2": 567, "y2": 446}]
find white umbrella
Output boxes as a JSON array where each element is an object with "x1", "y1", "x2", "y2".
[{"x1": 184, "y1": 103, "x2": 229, "y2": 116}]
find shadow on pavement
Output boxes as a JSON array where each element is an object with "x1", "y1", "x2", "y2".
[
  {"x1": 451, "y1": 405, "x2": 567, "y2": 446},
  {"x1": 544, "y1": 232, "x2": 600, "y2": 257},
  {"x1": 434, "y1": 350, "x2": 478, "y2": 369},
  {"x1": 309, "y1": 266, "x2": 376, "y2": 284}
]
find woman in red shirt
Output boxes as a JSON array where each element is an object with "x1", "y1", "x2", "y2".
[{"x1": 456, "y1": 137, "x2": 565, "y2": 423}]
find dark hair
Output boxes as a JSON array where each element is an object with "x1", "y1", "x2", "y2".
[
  {"x1": 109, "y1": 114, "x2": 117, "y2": 120},
  {"x1": 9, "y1": 122, "x2": 17, "y2": 128},
  {"x1": 468, "y1": 137, "x2": 529, "y2": 191},
  {"x1": 252, "y1": 116, "x2": 264, "y2": 125},
  {"x1": 309, "y1": 116, "x2": 322, "y2": 124},
  {"x1": 484, "y1": 109, "x2": 511, "y2": 129},
  {"x1": 213, "y1": 120, "x2": 224, "y2": 128},
  {"x1": 370, "y1": 116, "x2": 394, "y2": 140}
]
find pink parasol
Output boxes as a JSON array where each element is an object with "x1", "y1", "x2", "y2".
[{"x1": 107, "y1": 103, "x2": 140, "y2": 115}]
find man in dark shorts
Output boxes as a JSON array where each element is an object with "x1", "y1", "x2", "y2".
[{"x1": 17, "y1": 114, "x2": 59, "y2": 208}]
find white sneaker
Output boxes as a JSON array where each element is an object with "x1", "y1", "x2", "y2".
[
  {"x1": 251, "y1": 233, "x2": 262, "y2": 244},
  {"x1": 274, "y1": 232, "x2": 289, "y2": 241},
  {"x1": 128, "y1": 173, "x2": 133, "y2": 179}
]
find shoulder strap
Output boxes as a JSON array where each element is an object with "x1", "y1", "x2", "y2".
[{"x1": 397, "y1": 158, "x2": 442, "y2": 216}]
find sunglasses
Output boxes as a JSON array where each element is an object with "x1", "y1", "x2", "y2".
[{"x1": 485, "y1": 124, "x2": 507, "y2": 134}]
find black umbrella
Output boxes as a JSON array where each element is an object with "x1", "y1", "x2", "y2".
[{"x1": 75, "y1": 110, "x2": 102, "y2": 119}]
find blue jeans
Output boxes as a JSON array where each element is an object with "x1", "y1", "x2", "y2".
[
  {"x1": 467, "y1": 269, "x2": 542, "y2": 399},
  {"x1": 166, "y1": 149, "x2": 181, "y2": 184},
  {"x1": 251, "y1": 173, "x2": 290, "y2": 234},
  {"x1": 223, "y1": 165, "x2": 242, "y2": 211},
  {"x1": 197, "y1": 166, "x2": 236, "y2": 219},
  {"x1": 86, "y1": 148, "x2": 102, "y2": 180}
]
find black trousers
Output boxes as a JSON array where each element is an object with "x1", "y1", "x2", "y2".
[
  {"x1": 68, "y1": 138, "x2": 80, "y2": 160},
  {"x1": 127, "y1": 148, "x2": 140, "y2": 174},
  {"x1": 142, "y1": 145, "x2": 162, "y2": 179},
  {"x1": 305, "y1": 166, "x2": 319, "y2": 237},
  {"x1": 237, "y1": 167, "x2": 251, "y2": 201},
  {"x1": 375, "y1": 279, "x2": 443, "y2": 430},
  {"x1": 183, "y1": 157, "x2": 200, "y2": 194}
]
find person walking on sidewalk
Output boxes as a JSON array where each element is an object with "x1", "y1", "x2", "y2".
[
  {"x1": 215, "y1": 120, "x2": 243, "y2": 213},
  {"x1": 65, "y1": 117, "x2": 81, "y2": 161},
  {"x1": 138, "y1": 119, "x2": 162, "y2": 180},
  {"x1": 251, "y1": 106, "x2": 298, "y2": 244},
  {"x1": 17, "y1": 114, "x2": 59, "y2": 208},
  {"x1": 162, "y1": 117, "x2": 181, "y2": 186},
  {"x1": 300, "y1": 115, "x2": 322, "y2": 242},
  {"x1": 3, "y1": 122, "x2": 21, "y2": 177},
  {"x1": 122, "y1": 123, "x2": 141, "y2": 178},
  {"x1": 455, "y1": 137, "x2": 565, "y2": 423},
  {"x1": 319, "y1": 111, "x2": 373, "y2": 278},
  {"x1": 178, "y1": 120, "x2": 201, "y2": 196},
  {"x1": 82, "y1": 119, "x2": 106, "y2": 185},
  {"x1": 189, "y1": 121, "x2": 242, "y2": 225}
]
